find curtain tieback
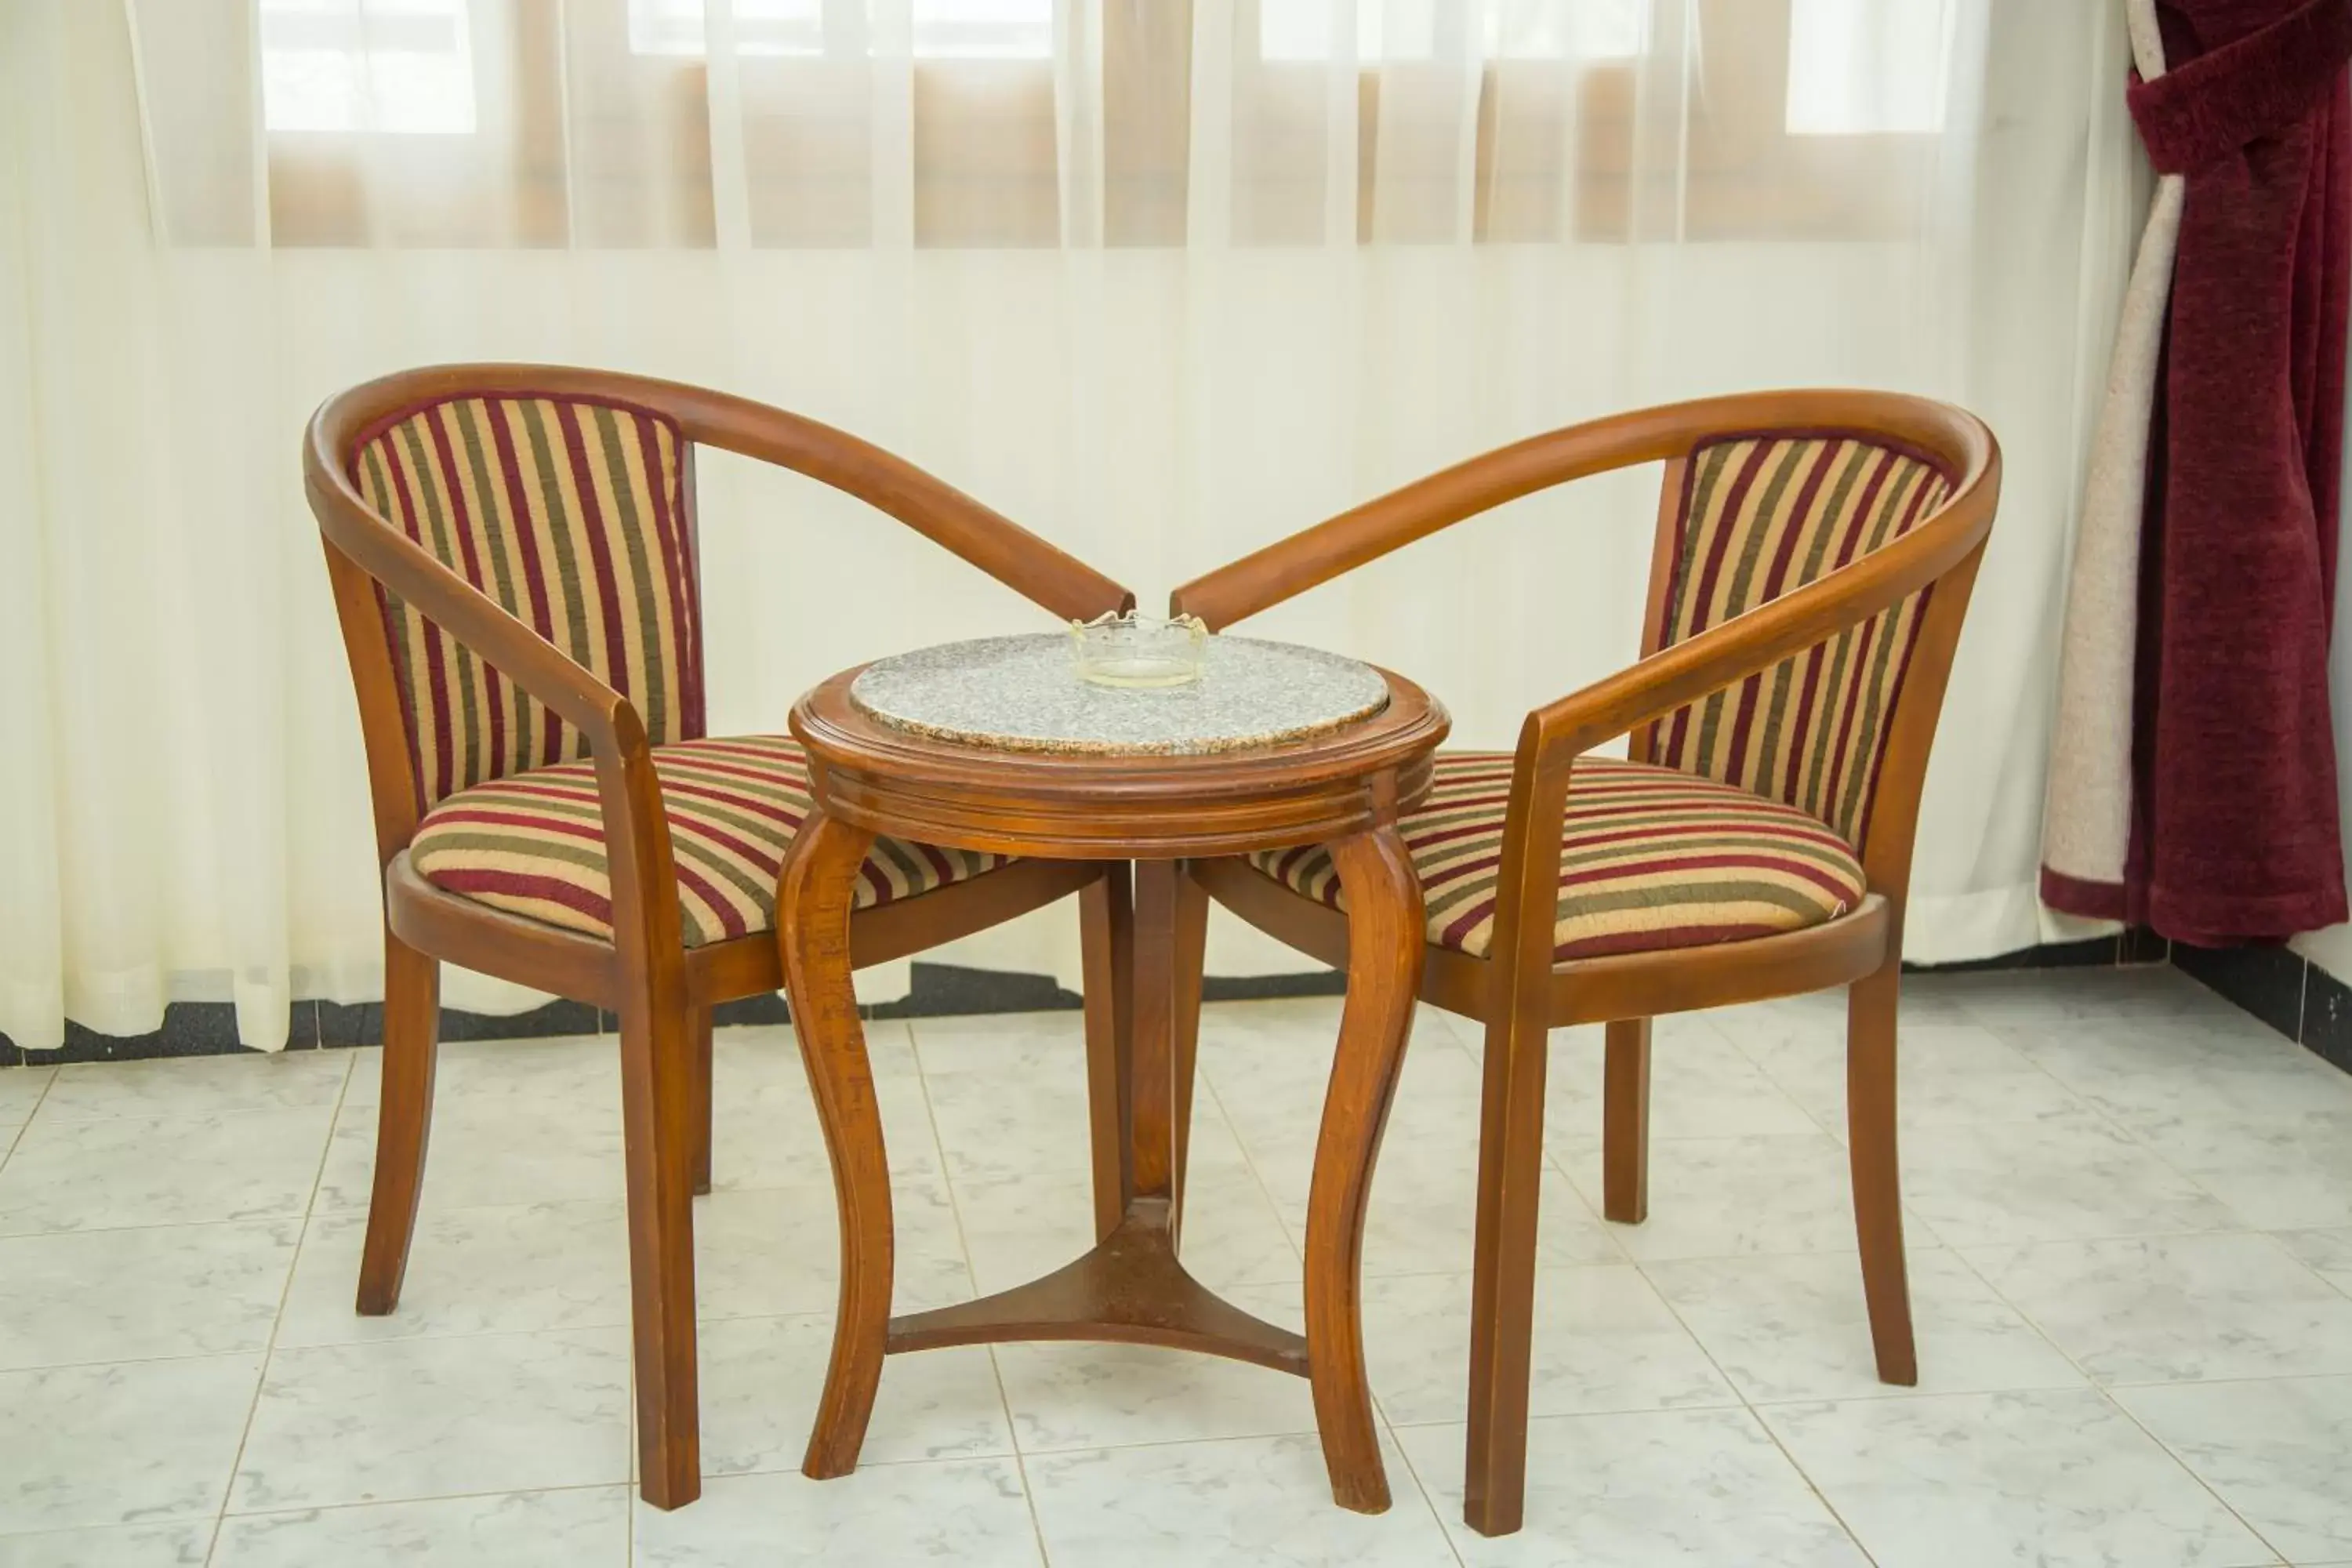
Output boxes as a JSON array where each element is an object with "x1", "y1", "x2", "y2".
[{"x1": 2127, "y1": 0, "x2": 2352, "y2": 174}]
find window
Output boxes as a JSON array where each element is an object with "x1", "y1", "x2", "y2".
[
  {"x1": 260, "y1": 0, "x2": 478, "y2": 135},
  {"x1": 1784, "y1": 0, "x2": 1951, "y2": 135},
  {"x1": 625, "y1": 0, "x2": 1052, "y2": 60},
  {"x1": 626, "y1": 0, "x2": 824, "y2": 56},
  {"x1": 1258, "y1": 0, "x2": 1645, "y2": 63},
  {"x1": 912, "y1": 0, "x2": 1052, "y2": 60}
]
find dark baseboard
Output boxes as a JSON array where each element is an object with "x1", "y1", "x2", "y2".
[
  {"x1": 0, "y1": 931, "x2": 2159, "y2": 1069},
  {"x1": 2173, "y1": 942, "x2": 2352, "y2": 1076}
]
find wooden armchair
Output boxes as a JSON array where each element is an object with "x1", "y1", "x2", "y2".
[
  {"x1": 306, "y1": 364, "x2": 1134, "y2": 1509},
  {"x1": 1169, "y1": 390, "x2": 1999, "y2": 1537}
]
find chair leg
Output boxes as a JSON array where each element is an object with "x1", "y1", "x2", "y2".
[
  {"x1": 1080, "y1": 864, "x2": 1135, "y2": 1243},
  {"x1": 688, "y1": 1003, "x2": 714, "y2": 1197},
  {"x1": 617, "y1": 978, "x2": 705, "y2": 1510},
  {"x1": 356, "y1": 929, "x2": 440, "y2": 1316},
  {"x1": 1463, "y1": 1000, "x2": 1551, "y2": 1537},
  {"x1": 1601, "y1": 1018, "x2": 1651, "y2": 1224},
  {"x1": 1849, "y1": 962, "x2": 1918, "y2": 1385}
]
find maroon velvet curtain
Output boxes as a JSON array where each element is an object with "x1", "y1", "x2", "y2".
[{"x1": 2117, "y1": 0, "x2": 2352, "y2": 943}]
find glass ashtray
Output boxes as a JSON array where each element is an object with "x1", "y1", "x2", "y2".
[{"x1": 1069, "y1": 612, "x2": 1208, "y2": 688}]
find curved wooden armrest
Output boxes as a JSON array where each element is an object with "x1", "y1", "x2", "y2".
[
  {"x1": 1168, "y1": 389, "x2": 1998, "y2": 633},
  {"x1": 653, "y1": 382, "x2": 1133, "y2": 624},
  {"x1": 1523, "y1": 474, "x2": 1998, "y2": 772},
  {"x1": 1170, "y1": 393, "x2": 1858, "y2": 632}
]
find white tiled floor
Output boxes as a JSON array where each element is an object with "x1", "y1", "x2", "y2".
[{"x1": 3, "y1": 967, "x2": 2352, "y2": 1565}]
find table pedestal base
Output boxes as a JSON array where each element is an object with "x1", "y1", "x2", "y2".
[
  {"x1": 888, "y1": 1197, "x2": 1308, "y2": 1374},
  {"x1": 780, "y1": 823, "x2": 1425, "y2": 1518}
]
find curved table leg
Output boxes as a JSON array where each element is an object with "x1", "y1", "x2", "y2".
[
  {"x1": 776, "y1": 809, "x2": 889, "y2": 1479},
  {"x1": 1304, "y1": 825, "x2": 1425, "y2": 1514}
]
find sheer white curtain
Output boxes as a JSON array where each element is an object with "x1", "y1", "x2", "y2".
[{"x1": 1, "y1": 0, "x2": 2132, "y2": 1051}]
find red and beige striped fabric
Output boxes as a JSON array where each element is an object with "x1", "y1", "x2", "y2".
[
  {"x1": 1650, "y1": 433, "x2": 1954, "y2": 848},
  {"x1": 1247, "y1": 753, "x2": 1865, "y2": 962},
  {"x1": 351, "y1": 394, "x2": 705, "y2": 810},
  {"x1": 409, "y1": 735, "x2": 1007, "y2": 947}
]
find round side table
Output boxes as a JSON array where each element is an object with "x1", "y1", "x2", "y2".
[{"x1": 775, "y1": 635, "x2": 1448, "y2": 1512}]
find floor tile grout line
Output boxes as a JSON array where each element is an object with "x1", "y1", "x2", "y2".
[
  {"x1": 1364, "y1": 1406, "x2": 1472, "y2": 1567},
  {"x1": 1941, "y1": 1232, "x2": 2292, "y2": 1563},
  {"x1": 203, "y1": 1047, "x2": 358, "y2": 1567},
  {"x1": 0, "y1": 1066, "x2": 58, "y2": 1172},
  {"x1": 214, "y1": 1475, "x2": 630, "y2": 1525},
  {"x1": 902, "y1": 1014, "x2": 1049, "y2": 1565},
  {"x1": 1744, "y1": 1399, "x2": 1891, "y2": 1568},
  {"x1": 1607, "y1": 1222, "x2": 1889, "y2": 1566}
]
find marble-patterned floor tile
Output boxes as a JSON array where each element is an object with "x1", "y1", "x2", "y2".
[
  {"x1": 1950, "y1": 966, "x2": 2243, "y2": 1029},
  {"x1": 924, "y1": 1071, "x2": 1102, "y2": 1187},
  {"x1": 708, "y1": 1058, "x2": 942, "y2": 1191},
  {"x1": 276, "y1": 1200, "x2": 630, "y2": 1347},
  {"x1": 314, "y1": 1089, "x2": 622, "y2": 1215},
  {"x1": 0, "y1": 1221, "x2": 298, "y2": 1368},
  {"x1": 694, "y1": 1175, "x2": 975, "y2": 1319},
  {"x1": 1722, "y1": 1011, "x2": 2039, "y2": 1082},
  {"x1": 1399, "y1": 1405, "x2": 1869, "y2": 1566},
  {"x1": 956, "y1": 1151, "x2": 1299, "y2": 1300},
  {"x1": 2275, "y1": 1228, "x2": 2352, "y2": 1295},
  {"x1": 36, "y1": 1051, "x2": 349, "y2": 1123},
  {"x1": 1642, "y1": 1247, "x2": 2082, "y2": 1404},
  {"x1": 325, "y1": 1035, "x2": 917, "y2": 1214},
  {"x1": 1637, "y1": 1241, "x2": 2079, "y2": 1401},
  {"x1": 424, "y1": 1031, "x2": 618, "y2": 1091},
  {"x1": 0, "y1": 1067, "x2": 53, "y2": 1144},
  {"x1": 231, "y1": 1327, "x2": 631, "y2": 1511},
  {"x1": 994, "y1": 1338, "x2": 1319, "y2": 1454},
  {"x1": 1026, "y1": 1430, "x2": 1455, "y2": 1567},
  {"x1": 0, "y1": 1354, "x2": 262, "y2": 1534},
  {"x1": 212, "y1": 1488, "x2": 629, "y2": 1568},
  {"x1": 1555, "y1": 1131, "x2": 1878, "y2": 1261},
  {"x1": 0, "y1": 1108, "x2": 334, "y2": 1236},
  {"x1": 1967, "y1": 1232, "x2": 2352, "y2": 1385},
  {"x1": 1363, "y1": 1265, "x2": 1736, "y2": 1426},
  {"x1": 344, "y1": 1035, "x2": 615, "y2": 1113},
  {"x1": 1899, "y1": 1109, "x2": 2237, "y2": 1247},
  {"x1": 697, "y1": 1314, "x2": 1011, "y2": 1472},
  {"x1": 1997, "y1": 1017, "x2": 2352, "y2": 1131},
  {"x1": 724, "y1": 1018, "x2": 920, "y2": 1082},
  {"x1": 0, "y1": 1523, "x2": 210, "y2": 1567},
  {"x1": 1762, "y1": 1042, "x2": 2089, "y2": 1137},
  {"x1": 1198, "y1": 1000, "x2": 1469, "y2": 1156},
  {"x1": 909, "y1": 1007, "x2": 1090, "y2": 1080},
  {"x1": 2117, "y1": 1375, "x2": 2352, "y2": 1566},
  {"x1": 1759, "y1": 1388, "x2": 2275, "y2": 1568},
  {"x1": 2135, "y1": 1114, "x2": 2352, "y2": 1232},
  {"x1": 633, "y1": 1460, "x2": 1043, "y2": 1566},
  {"x1": 1544, "y1": 1022, "x2": 1821, "y2": 1142},
  {"x1": 1262, "y1": 1136, "x2": 1622, "y2": 1278}
]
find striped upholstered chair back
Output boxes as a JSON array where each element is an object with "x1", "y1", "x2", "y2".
[
  {"x1": 348, "y1": 393, "x2": 705, "y2": 809},
  {"x1": 1645, "y1": 432, "x2": 1956, "y2": 848}
]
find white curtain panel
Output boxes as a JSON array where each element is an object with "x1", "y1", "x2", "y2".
[{"x1": 1, "y1": 0, "x2": 2134, "y2": 1050}]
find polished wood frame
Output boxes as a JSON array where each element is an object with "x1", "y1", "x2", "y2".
[
  {"x1": 776, "y1": 664, "x2": 1449, "y2": 1512},
  {"x1": 305, "y1": 362, "x2": 1134, "y2": 1510},
  {"x1": 1170, "y1": 388, "x2": 2002, "y2": 1537}
]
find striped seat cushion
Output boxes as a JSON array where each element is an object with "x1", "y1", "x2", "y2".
[
  {"x1": 1247, "y1": 753, "x2": 1866, "y2": 963},
  {"x1": 352, "y1": 394, "x2": 704, "y2": 809},
  {"x1": 410, "y1": 735, "x2": 1006, "y2": 948},
  {"x1": 1652, "y1": 433, "x2": 1955, "y2": 846}
]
